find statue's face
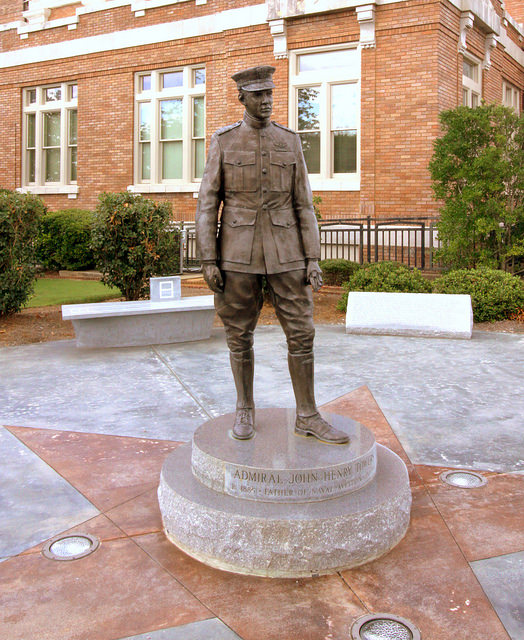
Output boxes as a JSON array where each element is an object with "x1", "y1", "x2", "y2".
[{"x1": 240, "y1": 89, "x2": 273, "y2": 120}]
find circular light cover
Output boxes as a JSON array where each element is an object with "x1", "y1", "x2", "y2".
[
  {"x1": 352, "y1": 614, "x2": 421, "y2": 640},
  {"x1": 42, "y1": 533, "x2": 100, "y2": 561},
  {"x1": 440, "y1": 470, "x2": 487, "y2": 488}
]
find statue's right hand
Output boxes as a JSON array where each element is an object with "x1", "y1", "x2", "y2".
[{"x1": 202, "y1": 263, "x2": 224, "y2": 293}]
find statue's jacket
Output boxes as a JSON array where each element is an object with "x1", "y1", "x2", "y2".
[{"x1": 196, "y1": 112, "x2": 320, "y2": 274}]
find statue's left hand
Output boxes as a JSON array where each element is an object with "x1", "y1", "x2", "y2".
[{"x1": 307, "y1": 260, "x2": 323, "y2": 292}]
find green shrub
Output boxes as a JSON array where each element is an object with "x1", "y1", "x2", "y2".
[
  {"x1": 319, "y1": 259, "x2": 360, "y2": 286},
  {"x1": 91, "y1": 192, "x2": 180, "y2": 300},
  {"x1": 36, "y1": 208, "x2": 96, "y2": 271},
  {"x1": 432, "y1": 267, "x2": 524, "y2": 322},
  {"x1": 0, "y1": 190, "x2": 46, "y2": 316},
  {"x1": 337, "y1": 261, "x2": 432, "y2": 310}
]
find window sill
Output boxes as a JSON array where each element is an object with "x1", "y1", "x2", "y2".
[
  {"x1": 308, "y1": 178, "x2": 360, "y2": 192},
  {"x1": 18, "y1": 185, "x2": 79, "y2": 195},
  {"x1": 127, "y1": 183, "x2": 201, "y2": 194}
]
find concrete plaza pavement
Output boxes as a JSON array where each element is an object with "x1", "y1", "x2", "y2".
[{"x1": 0, "y1": 325, "x2": 523, "y2": 639}]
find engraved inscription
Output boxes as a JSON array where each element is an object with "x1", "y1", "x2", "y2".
[{"x1": 224, "y1": 449, "x2": 377, "y2": 502}]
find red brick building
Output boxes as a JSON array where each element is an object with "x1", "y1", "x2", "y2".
[{"x1": 0, "y1": 0, "x2": 522, "y2": 220}]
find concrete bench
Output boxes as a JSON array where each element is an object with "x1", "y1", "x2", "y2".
[
  {"x1": 345, "y1": 292, "x2": 473, "y2": 339},
  {"x1": 62, "y1": 295, "x2": 215, "y2": 348}
]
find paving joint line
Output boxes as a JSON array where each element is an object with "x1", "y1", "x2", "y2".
[{"x1": 151, "y1": 346, "x2": 213, "y2": 420}]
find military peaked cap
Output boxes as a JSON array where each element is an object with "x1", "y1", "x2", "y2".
[{"x1": 231, "y1": 65, "x2": 276, "y2": 91}]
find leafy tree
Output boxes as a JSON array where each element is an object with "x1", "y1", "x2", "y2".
[
  {"x1": 429, "y1": 104, "x2": 524, "y2": 274},
  {"x1": 91, "y1": 192, "x2": 180, "y2": 301}
]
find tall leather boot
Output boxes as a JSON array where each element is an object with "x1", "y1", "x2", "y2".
[
  {"x1": 230, "y1": 349, "x2": 255, "y2": 440},
  {"x1": 288, "y1": 352, "x2": 349, "y2": 445}
]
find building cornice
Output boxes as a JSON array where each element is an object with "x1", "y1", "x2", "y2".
[
  {"x1": 0, "y1": 3, "x2": 267, "y2": 69},
  {"x1": 1, "y1": 0, "x2": 522, "y2": 69}
]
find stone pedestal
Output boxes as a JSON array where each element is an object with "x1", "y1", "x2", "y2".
[{"x1": 158, "y1": 409, "x2": 411, "y2": 578}]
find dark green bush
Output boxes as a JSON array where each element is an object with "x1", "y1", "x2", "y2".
[
  {"x1": 36, "y1": 208, "x2": 96, "y2": 271},
  {"x1": 337, "y1": 261, "x2": 432, "y2": 310},
  {"x1": 318, "y1": 259, "x2": 360, "y2": 286},
  {"x1": 0, "y1": 190, "x2": 46, "y2": 315},
  {"x1": 91, "y1": 192, "x2": 180, "y2": 300},
  {"x1": 432, "y1": 267, "x2": 524, "y2": 322}
]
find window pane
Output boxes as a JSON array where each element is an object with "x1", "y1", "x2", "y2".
[
  {"x1": 162, "y1": 141, "x2": 183, "y2": 179},
  {"x1": 194, "y1": 139, "x2": 205, "y2": 179},
  {"x1": 45, "y1": 148, "x2": 61, "y2": 182},
  {"x1": 160, "y1": 99, "x2": 182, "y2": 139},
  {"x1": 462, "y1": 60, "x2": 477, "y2": 82},
  {"x1": 141, "y1": 143, "x2": 151, "y2": 180},
  {"x1": 193, "y1": 69, "x2": 206, "y2": 86},
  {"x1": 44, "y1": 112, "x2": 61, "y2": 147},
  {"x1": 27, "y1": 150, "x2": 36, "y2": 183},
  {"x1": 332, "y1": 84, "x2": 358, "y2": 130},
  {"x1": 27, "y1": 113, "x2": 36, "y2": 147},
  {"x1": 333, "y1": 131, "x2": 357, "y2": 173},
  {"x1": 162, "y1": 71, "x2": 183, "y2": 89},
  {"x1": 141, "y1": 75, "x2": 151, "y2": 91},
  {"x1": 297, "y1": 87, "x2": 320, "y2": 131},
  {"x1": 69, "y1": 85, "x2": 77, "y2": 100},
  {"x1": 139, "y1": 102, "x2": 151, "y2": 141},
  {"x1": 69, "y1": 110, "x2": 77, "y2": 145},
  {"x1": 298, "y1": 49, "x2": 358, "y2": 75},
  {"x1": 471, "y1": 93, "x2": 479, "y2": 108},
  {"x1": 70, "y1": 147, "x2": 77, "y2": 182},
  {"x1": 299, "y1": 132, "x2": 320, "y2": 173},
  {"x1": 27, "y1": 89, "x2": 36, "y2": 105},
  {"x1": 193, "y1": 96, "x2": 205, "y2": 137},
  {"x1": 45, "y1": 87, "x2": 61, "y2": 102}
]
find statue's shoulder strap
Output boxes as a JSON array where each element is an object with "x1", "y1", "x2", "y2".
[
  {"x1": 216, "y1": 121, "x2": 242, "y2": 136},
  {"x1": 272, "y1": 121, "x2": 296, "y2": 135}
]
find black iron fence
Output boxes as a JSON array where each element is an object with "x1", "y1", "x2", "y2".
[
  {"x1": 319, "y1": 217, "x2": 442, "y2": 271},
  {"x1": 174, "y1": 217, "x2": 442, "y2": 273}
]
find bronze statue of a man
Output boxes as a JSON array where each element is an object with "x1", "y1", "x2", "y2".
[{"x1": 196, "y1": 65, "x2": 349, "y2": 445}]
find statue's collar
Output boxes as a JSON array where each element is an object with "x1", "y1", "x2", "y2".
[{"x1": 243, "y1": 111, "x2": 271, "y2": 130}]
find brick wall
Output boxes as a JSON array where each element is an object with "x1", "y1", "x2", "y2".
[
  {"x1": 0, "y1": 0, "x2": 21, "y2": 24},
  {"x1": 0, "y1": 0, "x2": 522, "y2": 222}
]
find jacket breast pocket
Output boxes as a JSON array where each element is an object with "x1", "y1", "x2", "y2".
[
  {"x1": 270, "y1": 151, "x2": 296, "y2": 192},
  {"x1": 269, "y1": 208, "x2": 304, "y2": 263},
  {"x1": 220, "y1": 206, "x2": 257, "y2": 264},
  {"x1": 223, "y1": 150, "x2": 257, "y2": 192}
]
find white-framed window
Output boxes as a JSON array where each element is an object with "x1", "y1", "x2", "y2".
[
  {"x1": 503, "y1": 80, "x2": 520, "y2": 113},
  {"x1": 22, "y1": 82, "x2": 78, "y2": 192},
  {"x1": 289, "y1": 45, "x2": 361, "y2": 191},
  {"x1": 462, "y1": 57, "x2": 481, "y2": 107},
  {"x1": 133, "y1": 66, "x2": 205, "y2": 191}
]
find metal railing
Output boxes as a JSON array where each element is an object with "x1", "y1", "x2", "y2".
[
  {"x1": 319, "y1": 217, "x2": 441, "y2": 271},
  {"x1": 174, "y1": 217, "x2": 441, "y2": 273}
]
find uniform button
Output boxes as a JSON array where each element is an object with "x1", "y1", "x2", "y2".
[
  {"x1": 262, "y1": 168, "x2": 267, "y2": 174},
  {"x1": 236, "y1": 160, "x2": 242, "y2": 165},
  {"x1": 261, "y1": 151, "x2": 267, "y2": 156},
  {"x1": 262, "y1": 187, "x2": 267, "y2": 193},
  {"x1": 262, "y1": 204, "x2": 268, "y2": 209}
]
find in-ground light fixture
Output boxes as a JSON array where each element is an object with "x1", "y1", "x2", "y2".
[
  {"x1": 351, "y1": 613, "x2": 421, "y2": 640},
  {"x1": 42, "y1": 533, "x2": 100, "y2": 561},
  {"x1": 440, "y1": 470, "x2": 487, "y2": 488}
]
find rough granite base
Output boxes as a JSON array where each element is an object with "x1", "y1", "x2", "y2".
[{"x1": 159, "y1": 431, "x2": 411, "y2": 577}]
